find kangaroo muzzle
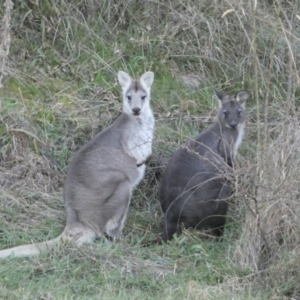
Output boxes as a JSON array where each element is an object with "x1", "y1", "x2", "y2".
[
  {"x1": 132, "y1": 107, "x2": 141, "y2": 115},
  {"x1": 229, "y1": 122, "x2": 238, "y2": 129}
]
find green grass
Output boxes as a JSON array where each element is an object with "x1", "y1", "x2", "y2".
[{"x1": 0, "y1": 218, "x2": 255, "y2": 300}]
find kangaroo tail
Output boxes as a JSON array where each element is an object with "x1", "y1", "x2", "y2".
[{"x1": 0, "y1": 235, "x2": 63, "y2": 259}]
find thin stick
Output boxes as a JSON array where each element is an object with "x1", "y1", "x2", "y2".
[{"x1": 0, "y1": 0, "x2": 14, "y2": 88}]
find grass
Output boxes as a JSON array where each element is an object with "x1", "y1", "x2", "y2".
[
  {"x1": 0, "y1": 0, "x2": 300, "y2": 299},
  {"x1": 0, "y1": 221, "x2": 255, "y2": 299}
]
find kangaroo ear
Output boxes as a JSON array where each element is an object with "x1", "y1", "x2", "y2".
[
  {"x1": 214, "y1": 90, "x2": 224, "y2": 101},
  {"x1": 236, "y1": 90, "x2": 250, "y2": 104},
  {"x1": 118, "y1": 71, "x2": 132, "y2": 89},
  {"x1": 140, "y1": 71, "x2": 154, "y2": 89},
  {"x1": 214, "y1": 90, "x2": 225, "y2": 107}
]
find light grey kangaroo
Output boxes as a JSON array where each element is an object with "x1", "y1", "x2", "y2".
[
  {"x1": 158, "y1": 90, "x2": 249, "y2": 241},
  {"x1": 0, "y1": 71, "x2": 155, "y2": 259}
]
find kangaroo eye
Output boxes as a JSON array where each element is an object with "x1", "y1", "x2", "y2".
[
  {"x1": 223, "y1": 110, "x2": 228, "y2": 116},
  {"x1": 237, "y1": 109, "x2": 242, "y2": 115},
  {"x1": 127, "y1": 95, "x2": 132, "y2": 101},
  {"x1": 141, "y1": 95, "x2": 146, "y2": 101}
]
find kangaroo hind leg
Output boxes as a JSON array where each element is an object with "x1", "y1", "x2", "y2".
[
  {"x1": 104, "y1": 182, "x2": 132, "y2": 240},
  {"x1": 62, "y1": 224, "x2": 97, "y2": 246}
]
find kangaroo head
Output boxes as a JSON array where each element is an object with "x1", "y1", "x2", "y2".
[
  {"x1": 215, "y1": 90, "x2": 249, "y2": 129},
  {"x1": 118, "y1": 71, "x2": 154, "y2": 116}
]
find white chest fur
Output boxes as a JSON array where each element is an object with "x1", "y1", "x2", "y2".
[
  {"x1": 233, "y1": 123, "x2": 245, "y2": 159},
  {"x1": 126, "y1": 112, "x2": 155, "y2": 165}
]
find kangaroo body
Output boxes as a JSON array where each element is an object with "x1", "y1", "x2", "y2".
[
  {"x1": 0, "y1": 71, "x2": 155, "y2": 259},
  {"x1": 158, "y1": 90, "x2": 249, "y2": 241}
]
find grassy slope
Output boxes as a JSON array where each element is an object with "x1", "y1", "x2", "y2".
[{"x1": 0, "y1": 0, "x2": 299, "y2": 299}]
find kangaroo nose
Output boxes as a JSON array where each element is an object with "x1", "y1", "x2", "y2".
[
  {"x1": 230, "y1": 123, "x2": 237, "y2": 129},
  {"x1": 132, "y1": 107, "x2": 141, "y2": 115}
]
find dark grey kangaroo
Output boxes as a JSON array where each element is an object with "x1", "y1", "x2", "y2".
[{"x1": 158, "y1": 90, "x2": 249, "y2": 241}]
